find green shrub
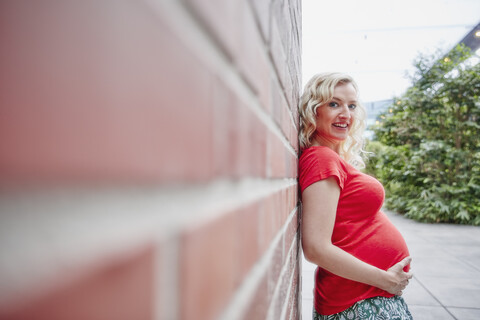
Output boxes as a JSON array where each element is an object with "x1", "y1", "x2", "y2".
[{"x1": 366, "y1": 45, "x2": 480, "y2": 225}]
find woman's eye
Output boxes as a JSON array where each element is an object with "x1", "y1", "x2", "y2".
[
  {"x1": 329, "y1": 102, "x2": 338, "y2": 107},
  {"x1": 348, "y1": 104, "x2": 357, "y2": 109}
]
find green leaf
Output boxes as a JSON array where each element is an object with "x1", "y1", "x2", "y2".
[{"x1": 456, "y1": 210, "x2": 470, "y2": 221}]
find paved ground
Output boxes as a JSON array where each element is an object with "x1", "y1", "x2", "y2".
[{"x1": 301, "y1": 209, "x2": 480, "y2": 319}]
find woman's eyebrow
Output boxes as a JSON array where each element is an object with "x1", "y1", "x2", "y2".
[{"x1": 332, "y1": 97, "x2": 357, "y2": 104}]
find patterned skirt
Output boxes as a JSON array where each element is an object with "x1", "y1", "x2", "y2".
[{"x1": 313, "y1": 296, "x2": 413, "y2": 320}]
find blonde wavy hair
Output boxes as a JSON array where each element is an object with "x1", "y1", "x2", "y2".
[{"x1": 299, "y1": 72, "x2": 367, "y2": 168}]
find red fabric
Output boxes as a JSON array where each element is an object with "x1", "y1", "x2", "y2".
[{"x1": 299, "y1": 146, "x2": 410, "y2": 315}]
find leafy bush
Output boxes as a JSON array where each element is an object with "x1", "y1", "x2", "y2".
[{"x1": 366, "y1": 45, "x2": 480, "y2": 225}]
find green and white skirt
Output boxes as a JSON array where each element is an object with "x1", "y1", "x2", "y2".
[{"x1": 313, "y1": 296, "x2": 413, "y2": 320}]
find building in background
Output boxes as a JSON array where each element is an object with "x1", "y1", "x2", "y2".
[
  {"x1": 457, "y1": 20, "x2": 480, "y2": 53},
  {"x1": 364, "y1": 99, "x2": 394, "y2": 139}
]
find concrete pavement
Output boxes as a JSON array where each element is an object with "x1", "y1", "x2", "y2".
[{"x1": 301, "y1": 209, "x2": 480, "y2": 319}]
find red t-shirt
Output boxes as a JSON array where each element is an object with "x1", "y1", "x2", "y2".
[{"x1": 299, "y1": 146, "x2": 410, "y2": 315}]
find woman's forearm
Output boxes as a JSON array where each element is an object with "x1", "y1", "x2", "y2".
[
  {"x1": 304, "y1": 243, "x2": 392, "y2": 292},
  {"x1": 304, "y1": 242, "x2": 412, "y2": 295}
]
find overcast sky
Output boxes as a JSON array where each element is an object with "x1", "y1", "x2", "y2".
[{"x1": 301, "y1": 0, "x2": 480, "y2": 102}]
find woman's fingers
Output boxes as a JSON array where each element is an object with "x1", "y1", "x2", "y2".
[
  {"x1": 399, "y1": 256, "x2": 412, "y2": 268},
  {"x1": 384, "y1": 257, "x2": 414, "y2": 295},
  {"x1": 390, "y1": 256, "x2": 412, "y2": 273}
]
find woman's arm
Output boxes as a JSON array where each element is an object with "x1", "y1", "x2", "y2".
[{"x1": 301, "y1": 177, "x2": 412, "y2": 295}]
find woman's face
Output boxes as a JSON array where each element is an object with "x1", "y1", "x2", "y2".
[{"x1": 314, "y1": 82, "x2": 358, "y2": 151}]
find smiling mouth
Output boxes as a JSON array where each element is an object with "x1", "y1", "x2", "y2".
[{"x1": 332, "y1": 123, "x2": 348, "y2": 128}]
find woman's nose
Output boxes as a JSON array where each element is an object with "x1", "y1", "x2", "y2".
[{"x1": 339, "y1": 105, "x2": 351, "y2": 119}]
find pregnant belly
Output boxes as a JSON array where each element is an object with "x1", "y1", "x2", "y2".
[{"x1": 336, "y1": 212, "x2": 410, "y2": 271}]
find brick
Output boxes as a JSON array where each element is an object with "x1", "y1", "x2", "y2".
[
  {"x1": 285, "y1": 258, "x2": 301, "y2": 320},
  {"x1": 237, "y1": 104, "x2": 266, "y2": 178},
  {"x1": 213, "y1": 84, "x2": 268, "y2": 178},
  {"x1": 270, "y1": 77, "x2": 283, "y2": 119},
  {"x1": 156, "y1": 37, "x2": 214, "y2": 182},
  {"x1": 267, "y1": 131, "x2": 298, "y2": 179},
  {"x1": 258, "y1": 189, "x2": 291, "y2": 254},
  {"x1": 280, "y1": 188, "x2": 289, "y2": 221},
  {"x1": 286, "y1": 149, "x2": 299, "y2": 179},
  {"x1": 283, "y1": 66, "x2": 295, "y2": 111},
  {"x1": 258, "y1": 196, "x2": 275, "y2": 253},
  {"x1": 249, "y1": 112, "x2": 268, "y2": 177},
  {"x1": 267, "y1": 132, "x2": 286, "y2": 178},
  {"x1": 269, "y1": 21, "x2": 288, "y2": 97},
  {"x1": 0, "y1": 245, "x2": 155, "y2": 320},
  {"x1": 281, "y1": 101, "x2": 295, "y2": 145},
  {"x1": 212, "y1": 77, "x2": 239, "y2": 177},
  {"x1": 236, "y1": 1, "x2": 272, "y2": 111},
  {"x1": 248, "y1": 0, "x2": 272, "y2": 42},
  {"x1": 290, "y1": 38, "x2": 302, "y2": 88},
  {"x1": 241, "y1": 273, "x2": 269, "y2": 320},
  {"x1": 284, "y1": 2, "x2": 295, "y2": 52},
  {"x1": 283, "y1": 211, "x2": 299, "y2": 257},
  {"x1": 267, "y1": 237, "x2": 285, "y2": 299},
  {"x1": 180, "y1": 211, "x2": 238, "y2": 320},
  {"x1": 237, "y1": 203, "x2": 261, "y2": 279},
  {"x1": 271, "y1": 79, "x2": 284, "y2": 130},
  {"x1": 185, "y1": 0, "x2": 241, "y2": 61},
  {"x1": 273, "y1": 190, "x2": 284, "y2": 230},
  {"x1": 271, "y1": 0, "x2": 289, "y2": 47},
  {"x1": 0, "y1": 1, "x2": 215, "y2": 184},
  {"x1": 290, "y1": 184, "x2": 299, "y2": 212},
  {"x1": 270, "y1": 246, "x2": 297, "y2": 320},
  {"x1": 290, "y1": 123, "x2": 300, "y2": 154},
  {"x1": 289, "y1": 2, "x2": 302, "y2": 51}
]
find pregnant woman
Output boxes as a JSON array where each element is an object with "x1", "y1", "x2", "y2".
[{"x1": 299, "y1": 72, "x2": 413, "y2": 319}]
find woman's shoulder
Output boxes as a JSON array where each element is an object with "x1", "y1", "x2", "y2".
[
  {"x1": 300, "y1": 146, "x2": 342, "y2": 164},
  {"x1": 298, "y1": 146, "x2": 348, "y2": 192},
  {"x1": 299, "y1": 146, "x2": 348, "y2": 175}
]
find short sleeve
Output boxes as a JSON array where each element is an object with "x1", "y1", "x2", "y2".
[{"x1": 298, "y1": 147, "x2": 348, "y2": 193}]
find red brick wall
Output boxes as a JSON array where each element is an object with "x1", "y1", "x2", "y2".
[{"x1": 0, "y1": 1, "x2": 302, "y2": 319}]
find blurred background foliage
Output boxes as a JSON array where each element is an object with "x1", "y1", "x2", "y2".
[{"x1": 366, "y1": 44, "x2": 480, "y2": 225}]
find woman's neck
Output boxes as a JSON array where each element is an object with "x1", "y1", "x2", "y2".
[{"x1": 312, "y1": 136, "x2": 341, "y2": 154}]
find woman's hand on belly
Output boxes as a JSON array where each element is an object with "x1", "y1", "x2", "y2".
[{"x1": 380, "y1": 256, "x2": 413, "y2": 296}]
